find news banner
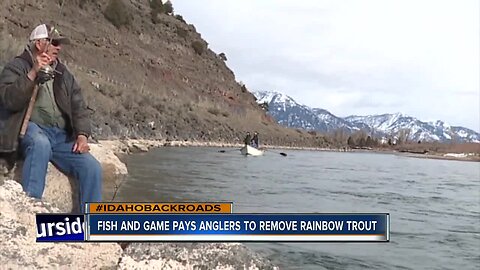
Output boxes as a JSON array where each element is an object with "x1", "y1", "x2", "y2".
[{"x1": 36, "y1": 202, "x2": 390, "y2": 242}]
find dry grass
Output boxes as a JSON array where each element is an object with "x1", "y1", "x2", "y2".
[
  {"x1": 395, "y1": 142, "x2": 480, "y2": 154},
  {"x1": 0, "y1": 30, "x2": 24, "y2": 67}
]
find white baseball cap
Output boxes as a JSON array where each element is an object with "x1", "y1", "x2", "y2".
[{"x1": 29, "y1": 24, "x2": 70, "y2": 44}]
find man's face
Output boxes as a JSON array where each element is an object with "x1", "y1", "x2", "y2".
[{"x1": 36, "y1": 39, "x2": 62, "y2": 63}]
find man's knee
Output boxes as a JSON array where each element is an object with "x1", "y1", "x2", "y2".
[
  {"x1": 79, "y1": 154, "x2": 102, "y2": 177},
  {"x1": 90, "y1": 156, "x2": 102, "y2": 176},
  {"x1": 21, "y1": 130, "x2": 52, "y2": 156}
]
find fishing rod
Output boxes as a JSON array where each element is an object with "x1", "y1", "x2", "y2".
[
  {"x1": 19, "y1": 30, "x2": 56, "y2": 139},
  {"x1": 20, "y1": 2, "x2": 66, "y2": 139},
  {"x1": 110, "y1": 176, "x2": 126, "y2": 202}
]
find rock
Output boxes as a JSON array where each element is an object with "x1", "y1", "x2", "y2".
[
  {"x1": 130, "y1": 143, "x2": 149, "y2": 153},
  {"x1": 0, "y1": 180, "x2": 122, "y2": 269},
  {"x1": 119, "y1": 243, "x2": 278, "y2": 270},
  {"x1": 90, "y1": 142, "x2": 128, "y2": 203},
  {"x1": 9, "y1": 141, "x2": 128, "y2": 212}
]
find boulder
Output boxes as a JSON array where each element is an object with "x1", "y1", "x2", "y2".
[
  {"x1": 0, "y1": 180, "x2": 123, "y2": 269},
  {"x1": 119, "y1": 243, "x2": 279, "y2": 270},
  {"x1": 8, "y1": 141, "x2": 128, "y2": 212}
]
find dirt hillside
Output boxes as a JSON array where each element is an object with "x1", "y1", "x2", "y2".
[{"x1": 0, "y1": 0, "x2": 326, "y2": 147}]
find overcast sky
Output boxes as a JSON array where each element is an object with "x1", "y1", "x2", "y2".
[{"x1": 173, "y1": 0, "x2": 479, "y2": 131}]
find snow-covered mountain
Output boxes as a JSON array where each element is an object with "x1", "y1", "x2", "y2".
[
  {"x1": 254, "y1": 91, "x2": 480, "y2": 143},
  {"x1": 254, "y1": 91, "x2": 357, "y2": 132}
]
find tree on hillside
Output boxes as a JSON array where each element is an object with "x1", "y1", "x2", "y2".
[
  {"x1": 259, "y1": 101, "x2": 269, "y2": 111},
  {"x1": 150, "y1": 0, "x2": 173, "y2": 16},
  {"x1": 175, "y1": 14, "x2": 186, "y2": 23},
  {"x1": 104, "y1": 0, "x2": 131, "y2": 28},
  {"x1": 219, "y1": 52, "x2": 227, "y2": 61},
  {"x1": 358, "y1": 137, "x2": 366, "y2": 147},
  {"x1": 397, "y1": 128, "x2": 411, "y2": 145},
  {"x1": 366, "y1": 135, "x2": 373, "y2": 147},
  {"x1": 347, "y1": 136, "x2": 355, "y2": 147},
  {"x1": 332, "y1": 128, "x2": 347, "y2": 146},
  {"x1": 164, "y1": 0, "x2": 174, "y2": 15},
  {"x1": 149, "y1": 0, "x2": 164, "y2": 12}
]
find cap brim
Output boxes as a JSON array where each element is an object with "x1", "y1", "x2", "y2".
[{"x1": 54, "y1": 37, "x2": 70, "y2": 45}]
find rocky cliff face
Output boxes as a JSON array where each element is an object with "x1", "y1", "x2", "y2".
[{"x1": 0, "y1": 0, "x2": 321, "y2": 147}]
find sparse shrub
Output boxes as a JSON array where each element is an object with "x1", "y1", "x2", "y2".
[
  {"x1": 176, "y1": 26, "x2": 188, "y2": 39},
  {"x1": 207, "y1": 107, "x2": 220, "y2": 116},
  {"x1": 366, "y1": 135, "x2": 373, "y2": 147},
  {"x1": 104, "y1": 0, "x2": 131, "y2": 28},
  {"x1": 241, "y1": 84, "x2": 247, "y2": 93},
  {"x1": 113, "y1": 107, "x2": 125, "y2": 119},
  {"x1": 78, "y1": 0, "x2": 91, "y2": 9},
  {"x1": 358, "y1": 137, "x2": 366, "y2": 147},
  {"x1": 149, "y1": 0, "x2": 164, "y2": 12},
  {"x1": 150, "y1": 9, "x2": 161, "y2": 24},
  {"x1": 97, "y1": 84, "x2": 122, "y2": 98},
  {"x1": 191, "y1": 41, "x2": 205, "y2": 55},
  {"x1": 221, "y1": 111, "x2": 229, "y2": 117},
  {"x1": 183, "y1": 102, "x2": 194, "y2": 112},
  {"x1": 259, "y1": 101, "x2": 268, "y2": 111},
  {"x1": 122, "y1": 93, "x2": 137, "y2": 110},
  {"x1": 149, "y1": 0, "x2": 173, "y2": 23},
  {"x1": 219, "y1": 52, "x2": 227, "y2": 61},
  {"x1": 149, "y1": 0, "x2": 164, "y2": 23},
  {"x1": 154, "y1": 102, "x2": 165, "y2": 112},
  {"x1": 347, "y1": 136, "x2": 355, "y2": 147},
  {"x1": 0, "y1": 36, "x2": 23, "y2": 66},
  {"x1": 163, "y1": 0, "x2": 174, "y2": 15},
  {"x1": 175, "y1": 14, "x2": 186, "y2": 23}
]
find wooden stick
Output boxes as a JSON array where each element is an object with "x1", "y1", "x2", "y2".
[{"x1": 19, "y1": 84, "x2": 40, "y2": 139}]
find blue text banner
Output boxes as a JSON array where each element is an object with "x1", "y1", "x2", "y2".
[{"x1": 86, "y1": 213, "x2": 389, "y2": 242}]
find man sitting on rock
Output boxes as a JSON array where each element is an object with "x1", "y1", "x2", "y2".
[{"x1": 0, "y1": 24, "x2": 102, "y2": 212}]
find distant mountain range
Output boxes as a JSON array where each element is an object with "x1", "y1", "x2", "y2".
[{"x1": 253, "y1": 91, "x2": 480, "y2": 143}]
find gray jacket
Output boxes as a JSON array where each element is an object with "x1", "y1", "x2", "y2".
[{"x1": 0, "y1": 49, "x2": 91, "y2": 153}]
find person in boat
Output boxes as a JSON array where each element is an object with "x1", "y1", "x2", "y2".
[
  {"x1": 0, "y1": 24, "x2": 102, "y2": 212},
  {"x1": 251, "y1": 131, "x2": 259, "y2": 148},
  {"x1": 243, "y1": 132, "x2": 251, "y2": 146}
]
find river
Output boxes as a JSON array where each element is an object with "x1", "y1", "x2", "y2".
[{"x1": 116, "y1": 147, "x2": 480, "y2": 269}]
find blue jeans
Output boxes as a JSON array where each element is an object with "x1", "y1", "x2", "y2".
[{"x1": 20, "y1": 122, "x2": 102, "y2": 212}]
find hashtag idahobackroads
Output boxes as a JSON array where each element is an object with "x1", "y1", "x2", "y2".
[{"x1": 88, "y1": 203, "x2": 232, "y2": 213}]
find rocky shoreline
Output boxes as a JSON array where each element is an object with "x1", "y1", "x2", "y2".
[
  {"x1": 395, "y1": 152, "x2": 480, "y2": 162},
  {"x1": 0, "y1": 139, "x2": 279, "y2": 270}
]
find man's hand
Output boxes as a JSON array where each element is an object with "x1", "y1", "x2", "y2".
[
  {"x1": 27, "y1": 52, "x2": 52, "y2": 81},
  {"x1": 73, "y1": 135, "x2": 90, "y2": 154}
]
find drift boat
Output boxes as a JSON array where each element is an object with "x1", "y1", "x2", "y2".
[{"x1": 240, "y1": 145, "x2": 264, "y2": 156}]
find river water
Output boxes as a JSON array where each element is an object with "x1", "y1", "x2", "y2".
[{"x1": 116, "y1": 147, "x2": 480, "y2": 270}]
